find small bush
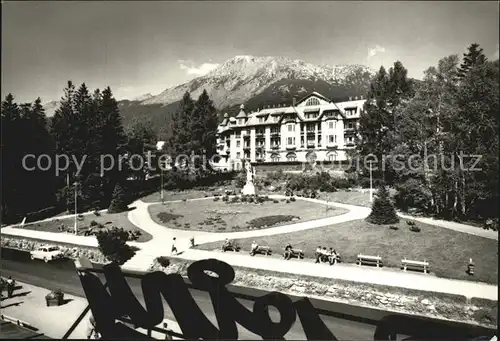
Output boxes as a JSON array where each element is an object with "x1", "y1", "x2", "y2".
[
  {"x1": 240, "y1": 195, "x2": 248, "y2": 202},
  {"x1": 366, "y1": 186, "x2": 399, "y2": 225},
  {"x1": 286, "y1": 200, "x2": 290, "y2": 203},
  {"x1": 222, "y1": 196, "x2": 229, "y2": 202},
  {"x1": 156, "y1": 256, "x2": 170, "y2": 268},
  {"x1": 90, "y1": 220, "x2": 98, "y2": 227},
  {"x1": 231, "y1": 196, "x2": 239, "y2": 203},
  {"x1": 389, "y1": 225, "x2": 399, "y2": 230},
  {"x1": 409, "y1": 225, "x2": 421, "y2": 233},
  {"x1": 182, "y1": 198, "x2": 187, "y2": 202},
  {"x1": 213, "y1": 197, "x2": 220, "y2": 202},
  {"x1": 95, "y1": 227, "x2": 136, "y2": 265},
  {"x1": 272, "y1": 200, "x2": 279, "y2": 204},
  {"x1": 290, "y1": 196, "x2": 296, "y2": 202},
  {"x1": 217, "y1": 226, "x2": 226, "y2": 231}
]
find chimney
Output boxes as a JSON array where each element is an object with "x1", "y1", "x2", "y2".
[
  {"x1": 292, "y1": 97, "x2": 297, "y2": 107},
  {"x1": 349, "y1": 96, "x2": 352, "y2": 101}
]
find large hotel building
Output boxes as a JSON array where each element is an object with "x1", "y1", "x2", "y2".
[{"x1": 214, "y1": 92, "x2": 366, "y2": 170}]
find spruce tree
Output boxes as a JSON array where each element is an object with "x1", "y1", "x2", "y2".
[
  {"x1": 457, "y1": 43, "x2": 487, "y2": 79},
  {"x1": 167, "y1": 91, "x2": 195, "y2": 167},
  {"x1": 108, "y1": 182, "x2": 128, "y2": 213},
  {"x1": 1, "y1": 94, "x2": 23, "y2": 222},
  {"x1": 195, "y1": 89, "x2": 218, "y2": 167},
  {"x1": 366, "y1": 185, "x2": 400, "y2": 224}
]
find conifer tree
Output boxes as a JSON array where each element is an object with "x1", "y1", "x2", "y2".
[
  {"x1": 457, "y1": 43, "x2": 487, "y2": 79},
  {"x1": 366, "y1": 185, "x2": 400, "y2": 224},
  {"x1": 108, "y1": 182, "x2": 128, "y2": 213}
]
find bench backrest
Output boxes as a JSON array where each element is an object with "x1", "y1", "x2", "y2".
[
  {"x1": 357, "y1": 254, "x2": 381, "y2": 260},
  {"x1": 402, "y1": 259, "x2": 429, "y2": 266}
]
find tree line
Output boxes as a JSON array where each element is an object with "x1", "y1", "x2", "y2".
[
  {"x1": 1, "y1": 82, "x2": 220, "y2": 224},
  {"x1": 355, "y1": 43, "x2": 499, "y2": 222}
]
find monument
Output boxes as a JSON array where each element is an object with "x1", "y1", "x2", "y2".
[{"x1": 241, "y1": 160, "x2": 256, "y2": 195}]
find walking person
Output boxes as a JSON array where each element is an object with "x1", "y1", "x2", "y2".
[
  {"x1": 171, "y1": 237, "x2": 178, "y2": 255},
  {"x1": 6, "y1": 276, "x2": 15, "y2": 298},
  {"x1": 163, "y1": 321, "x2": 173, "y2": 340}
]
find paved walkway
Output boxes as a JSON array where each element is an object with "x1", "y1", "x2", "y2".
[
  {"x1": 2, "y1": 195, "x2": 497, "y2": 300},
  {"x1": 0, "y1": 280, "x2": 180, "y2": 339},
  {"x1": 177, "y1": 249, "x2": 498, "y2": 300}
]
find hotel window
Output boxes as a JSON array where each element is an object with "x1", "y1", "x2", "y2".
[
  {"x1": 235, "y1": 131, "x2": 241, "y2": 138},
  {"x1": 328, "y1": 135, "x2": 337, "y2": 143},
  {"x1": 273, "y1": 116, "x2": 280, "y2": 122},
  {"x1": 327, "y1": 153, "x2": 337, "y2": 161},
  {"x1": 287, "y1": 137, "x2": 295, "y2": 145},
  {"x1": 236, "y1": 152, "x2": 241, "y2": 158},
  {"x1": 305, "y1": 98, "x2": 320, "y2": 106},
  {"x1": 239, "y1": 119, "x2": 245, "y2": 125},
  {"x1": 288, "y1": 124, "x2": 295, "y2": 132},
  {"x1": 345, "y1": 136, "x2": 354, "y2": 144},
  {"x1": 236, "y1": 140, "x2": 240, "y2": 147},
  {"x1": 328, "y1": 121, "x2": 335, "y2": 129},
  {"x1": 258, "y1": 117, "x2": 266, "y2": 123},
  {"x1": 271, "y1": 127, "x2": 280, "y2": 134}
]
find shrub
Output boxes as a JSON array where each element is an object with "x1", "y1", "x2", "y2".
[
  {"x1": 389, "y1": 225, "x2": 399, "y2": 230},
  {"x1": 231, "y1": 196, "x2": 239, "y2": 203},
  {"x1": 272, "y1": 200, "x2": 279, "y2": 204},
  {"x1": 290, "y1": 197, "x2": 296, "y2": 202},
  {"x1": 286, "y1": 200, "x2": 290, "y2": 204},
  {"x1": 366, "y1": 186, "x2": 400, "y2": 225},
  {"x1": 95, "y1": 227, "x2": 136, "y2": 265},
  {"x1": 213, "y1": 197, "x2": 220, "y2": 202},
  {"x1": 240, "y1": 195, "x2": 248, "y2": 202},
  {"x1": 90, "y1": 220, "x2": 98, "y2": 227},
  {"x1": 222, "y1": 195, "x2": 229, "y2": 202},
  {"x1": 234, "y1": 172, "x2": 246, "y2": 188},
  {"x1": 108, "y1": 183, "x2": 128, "y2": 213},
  {"x1": 408, "y1": 221, "x2": 421, "y2": 232},
  {"x1": 156, "y1": 256, "x2": 170, "y2": 268}
]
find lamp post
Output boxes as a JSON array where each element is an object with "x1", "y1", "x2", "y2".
[
  {"x1": 369, "y1": 161, "x2": 374, "y2": 202},
  {"x1": 73, "y1": 181, "x2": 78, "y2": 235},
  {"x1": 160, "y1": 168, "x2": 164, "y2": 204}
]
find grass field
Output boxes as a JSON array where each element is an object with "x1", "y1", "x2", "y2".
[
  {"x1": 148, "y1": 198, "x2": 348, "y2": 232},
  {"x1": 196, "y1": 218, "x2": 498, "y2": 284},
  {"x1": 18, "y1": 210, "x2": 152, "y2": 242}
]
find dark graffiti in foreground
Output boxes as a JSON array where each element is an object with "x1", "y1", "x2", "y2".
[{"x1": 76, "y1": 258, "x2": 496, "y2": 340}]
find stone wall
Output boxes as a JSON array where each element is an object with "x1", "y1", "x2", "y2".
[
  {"x1": 1, "y1": 235, "x2": 108, "y2": 264},
  {"x1": 149, "y1": 258, "x2": 497, "y2": 329}
]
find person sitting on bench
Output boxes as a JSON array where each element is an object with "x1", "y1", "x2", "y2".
[
  {"x1": 250, "y1": 241, "x2": 259, "y2": 255},
  {"x1": 329, "y1": 249, "x2": 340, "y2": 264},
  {"x1": 315, "y1": 246, "x2": 323, "y2": 263},
  {"x1": 284, "y1": 243, "x2": 293, "y2": 260}
]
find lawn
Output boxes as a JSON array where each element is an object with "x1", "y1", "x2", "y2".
[
  {"x1": 317, "y1": 190, "x2": 372, "y2": 207},
  {"x1": 140, "y1": 189, "x2": 231, "y2": 203},
  {"x1": 18, "y1": 209, "x2": 153, "y2": 242},
  {"x1": 148, "y1": 197, "x2": 348, "y2": 232},
  {"x1": 196, "y1": 219, "x2": 498, "y2": 284}
]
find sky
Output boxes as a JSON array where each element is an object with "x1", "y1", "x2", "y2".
[{"x1": 2, "y1": 1, "x2": 499, "y2": 103}]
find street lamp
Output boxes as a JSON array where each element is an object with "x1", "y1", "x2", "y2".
[
  {"x1": 160, "y1": 168, "x2": 164, "y2": 204},
  {"x1": 73, "y1": 181, "x2": 78, "y2": 235},
  {"x1": 368, "y1": 161, "x2": 374, "y2": 202}
]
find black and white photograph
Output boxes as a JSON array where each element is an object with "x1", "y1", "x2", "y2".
[{"x1": 1, "y1": 1, "x2": 498, "y2": 340}]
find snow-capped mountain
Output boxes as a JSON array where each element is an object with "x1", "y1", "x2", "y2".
[
  {"x1": 142, "y1": 55, "x2": 374, "y2": 108},
  {"x1": 43, "y1": 100, "x2": 59, "y2": 118}
]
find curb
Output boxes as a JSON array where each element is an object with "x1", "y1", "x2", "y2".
[{"x1": 0, "y1": 314, "x2": 39, "y2": 332}]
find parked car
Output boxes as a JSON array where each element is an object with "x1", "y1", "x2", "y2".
[{"x1": 30, "y1": 245, "x2": 64, "y2": 262}]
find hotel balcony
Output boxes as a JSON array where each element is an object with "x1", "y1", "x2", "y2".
[
  {"x1": 256, "y1": 132, "x2": 265, "y2": 138},
  {"x1": 286, "y1": 145, "x2": 297, "y2": 150},
  {"x1": 270, "y1": 144, "x2": 280, "y2": 150},
  {"x1": 243, "y1": 145, "x2": 251, "y2": 150},
  {"x1": 306, "y1": 141, "x2": 315, "y2": 148},
  {"x1": 344, "y1": 128, "x2": 356, "y2": 135},
  {"x1": 256, "y1": 157, "x2": 265, "y2": 163},
  {"x1": 271, "y1": 131, "x2": 280, "y2": 137},
  {"x1": 243, "y1": 134, "x2": 251, "y2": 139},
  {"x1": 326, "y1": 142, "x2": 338, "y2": 149},
  {"x1": 344, "y1": 142, "x2": 355, "y2": 148}
]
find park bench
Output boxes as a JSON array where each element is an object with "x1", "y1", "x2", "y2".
[
  {"x1": 221, "y1": 244, "x2": 240, "y2": 252},
  {"x1": 283, "y1": 248, "x2": 304, "y2": 260},
  {"x1": 356, "y1": 254, "x2": 382, "y2": 267},
  {"x1": 401, "y1": 258, "x2": 430, "y2": 274},
  {"x1": 250, "y1": 246, "x2": 272, "y2": 256}
]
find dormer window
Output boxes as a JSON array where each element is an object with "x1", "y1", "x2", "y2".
[
  {"x1": 306, "y1": 97, "x2": 320, "y2": 106},
  {"x1": 258, "y1": 117, "x2": 266, "y2": 123},
  {"x1": 238, "y1": 119, "x2": 245, "y2": 125}
]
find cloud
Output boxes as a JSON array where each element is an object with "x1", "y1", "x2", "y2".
[
  {"x1": 179, "y1": 61, "x2": 220, "y2": 76},
  {"x1": 492, "y1": 44, "x2": 499, "y2": 60},
  {"x1": 367, "y1": 44, "x2": 386, "y2": 59}
]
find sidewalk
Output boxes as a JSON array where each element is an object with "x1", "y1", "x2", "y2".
[
  {"x1": 0, "y1": 280, "x2": 180, "y2": 339},
  {"x1": 176, "y1": 249, "x2": 498, "y2": 301},
  {"x1": 0, "y1": 281, "x2": 91, "y2": 338}
]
